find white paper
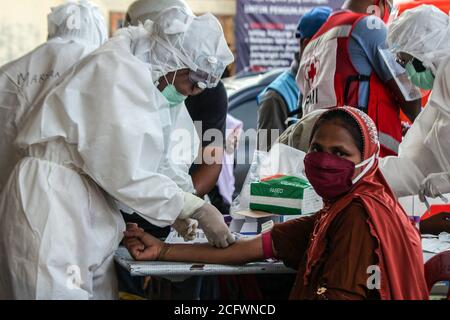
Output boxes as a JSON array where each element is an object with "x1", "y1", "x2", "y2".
[
  {"x1": 164, "y1": 229, "x2": 209, "y2": 244},
  {"x1": 422, "y1": 237, "x2": 450, "y2": 254},
  {"x1": 240, "y1": 222, "x2": 258, "y2": 235}
]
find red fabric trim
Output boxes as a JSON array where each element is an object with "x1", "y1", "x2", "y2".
[{"x1": 262, "y1": 231, "x2": 274, "y2": 259}]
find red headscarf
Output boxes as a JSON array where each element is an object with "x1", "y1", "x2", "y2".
[{"x1": 304, "y1": 106, "x2": 428, "y2": 300}]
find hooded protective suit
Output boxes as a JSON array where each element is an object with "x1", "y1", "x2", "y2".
[
  {"x1": 0, "y1": 0, "x2": 107, "y2": 192},
  {"x1": 122, "y1": 0, "x2": 194, "y2": 194},
  {"x1": 126, "y1": 0, "x2": 193, "y2": 26},
  {"x1": 380, "y1": 5, "x2": 450, "y2": 199},
  {"x1": 0, "y1": 7, "x2": 234, "y2": 300}
]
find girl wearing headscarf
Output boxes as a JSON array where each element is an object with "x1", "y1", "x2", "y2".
[{"x1": 124, "y1": 106, "x2": 428, "y2": 300}]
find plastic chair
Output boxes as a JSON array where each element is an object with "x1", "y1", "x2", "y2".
[{"x1": 424, "y1": 250, "x2": 450, "y2": 300}]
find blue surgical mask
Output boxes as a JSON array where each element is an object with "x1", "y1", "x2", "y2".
[
  {"x1": 405, "y1": 60, "x2": 435, "y2": 90},
  {"x1": 160, "y1": 70, "x2": 187, "y2": 107}
]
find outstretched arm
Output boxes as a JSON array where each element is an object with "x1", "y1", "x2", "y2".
[{"x1": 124, "y1": 224, "x2": 267, "y2": 265}]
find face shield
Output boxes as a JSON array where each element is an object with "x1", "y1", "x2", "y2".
[
  {"x1": 379, "y1": 47, "x2": 422, "y2": 101},
  {"x1": 387, "y1": 5, "x2": 450, "y2": 76},
  {"x1": 188, "y1": 55, "x2": 224, "y2": 89},
  {"x1": 147, "y1": 7, "x2": 233, "y2": 89}
]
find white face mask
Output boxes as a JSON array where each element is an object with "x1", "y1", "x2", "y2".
[{"x1": 352, "y1": 152, "x2": 378, "y2": 184}]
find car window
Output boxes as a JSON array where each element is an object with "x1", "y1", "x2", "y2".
[
  {"x1": 229, "y1": 99, "x2": 258, "y2": 131},
  {"x1": 229, "y1": 98, "x2": 259, "y2": 194}
]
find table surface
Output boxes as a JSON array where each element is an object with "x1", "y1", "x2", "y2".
[
  {"x1": 115, "y1": 237, "x2": 449, "y2": 278},
  {"x1": 115, "y1": 246, "x2": 296, "y2": 278}
]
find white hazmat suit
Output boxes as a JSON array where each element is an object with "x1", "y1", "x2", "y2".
[
  {"x1": 124, "y1": 1, "x2": 197, "y2": 195},
  {"x1": 380, "y1": 5, "x2": 450, "y2": 202},
  {"x1": 0, "y1": 0, "x2": 107, "y2": 192},
  {"x1": 0, "y1": 7, "x2": 234, "y2": 300}
]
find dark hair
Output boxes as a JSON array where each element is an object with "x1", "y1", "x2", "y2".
[{"x1": 311, "y1": 109, "x2": 364, "y2": 155}]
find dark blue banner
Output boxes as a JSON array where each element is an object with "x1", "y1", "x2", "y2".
[{"x1": 235, "y1": 0, "x2": 345, "y2": 73}]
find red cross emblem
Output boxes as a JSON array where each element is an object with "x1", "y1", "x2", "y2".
[{"x1": 305, "y1": 58, "x2": 320, "y2": 85}]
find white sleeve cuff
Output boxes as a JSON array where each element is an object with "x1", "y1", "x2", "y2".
[{"x1": 179, "y1": 192, "x2": 205, "y2": 219}]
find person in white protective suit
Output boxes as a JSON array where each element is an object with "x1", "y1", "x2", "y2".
[
  {"x1": 0, "y1": 0, "x2": 107, "y2": 192},
  {"x1": 120, "y1": 0, "x2": 197, "y2": 200},
  {"x1": 0, "y1": 6, "x2": 235, "y2": 300},
  {"x1": 380, "y1": 5, "x2": 450, "y2": 207}
]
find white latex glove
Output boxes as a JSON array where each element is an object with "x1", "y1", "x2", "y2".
[
  {"x1": 190, "y1": 203, "x2": 236, "y2": 248},
  {"x1": 172, "y1": 218, "x2": 198, "y2": 242},
  {"x1": 419, "y1": 172, "x2": 450, "y2": 206},
  {"x1": 180, "y1": 192, "x2": 235, "y2": 248}
]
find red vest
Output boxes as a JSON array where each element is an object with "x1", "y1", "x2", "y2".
[{"x1": 297, "y1": 11, "x2": 401, "y2": 156}]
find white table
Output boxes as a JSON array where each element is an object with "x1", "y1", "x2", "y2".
[{"x1": 115, "y1": 246, "x2": 296, "y2": 282}]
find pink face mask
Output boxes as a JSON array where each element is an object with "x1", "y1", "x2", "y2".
[{"x1": 304, "y1": 152, "x2": 376, "y2": 200}]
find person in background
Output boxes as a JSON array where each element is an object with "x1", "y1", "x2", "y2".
[
  {"x1": 124, "y1": 106, "x2": 428, "y2": 300},
  {"x1": 185, "y1": 84, "x2": 227, "y2": 199},
  {"x1": 257, "y1": 6, "x2": 332, "y2": 151},
  {"x1": 380, "y1": 5, "x2": 450, "y2": 206},
  {"x1": 297, "y1": 0, "x2": 422, "y2": 157},
  {"x1": 0, "y1": 0, "x2": 107, "y2": 192},
  {"x1": 210, "y1": 114, "x2": 243, "y2": 215},
  {"x1": 126, "y1": 0, "x2": 228, "y2": 201},
  {"x1": 0, "y1": 6, "x2": 235, "y2": 300}
]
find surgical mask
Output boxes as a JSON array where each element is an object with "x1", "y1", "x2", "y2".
[
  {"x1": 161, "y1": 70, "x2": 187, "y2": 107},
  {"x1": 304, "y1": 152, "x2": 376, "y2": 200},
  {"x1": 405, "y1": 60, "x2": 435, "y2": 90}
]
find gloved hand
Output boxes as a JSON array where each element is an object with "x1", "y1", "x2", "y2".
[
  {"x1": 190, "y1": 203, "x2": 236, "y2": 248},
  {"x1": 419, "y1": 172, "x2": 450, "y2": 205},
  {"x1": 180, "y1": 192, "x2": 235, "y2": 248},
  {"x1": 172, "y1": 218, "x2": 198, "y2": 242}
]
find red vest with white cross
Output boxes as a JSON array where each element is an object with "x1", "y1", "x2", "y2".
[{"x1": 297, "y1": 10, "x2": 402, "y2": 156}]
